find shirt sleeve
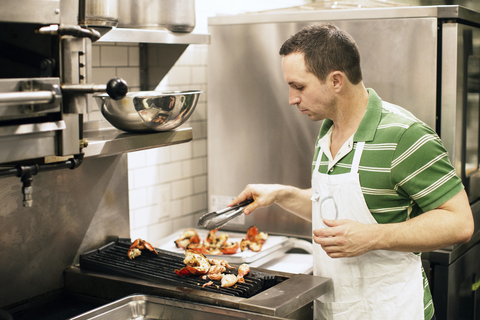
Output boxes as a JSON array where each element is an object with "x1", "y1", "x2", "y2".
[{"x1": 391, "y1": 122, "x2": 464, "y2": 214}]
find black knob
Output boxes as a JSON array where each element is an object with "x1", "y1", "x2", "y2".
[{"x1": 106, "y1": 78, "x2": 128, "y2": 100}]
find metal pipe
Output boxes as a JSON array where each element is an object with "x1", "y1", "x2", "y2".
[
  {"x1": 0, "y1": 154, "x2": 84, "y2": 207},
  {"x1": 61, "y1": 78, "x2": 128, "y2": 99},
  {"x1": 0, "y1": 91, "x2": 56, "y2": 105},
  {"x1": 61, "y1": 83, "x2": 107, "y2": 93},
  {"x1": 0, "y1": 167, "x2": 18, "y2": 177}
]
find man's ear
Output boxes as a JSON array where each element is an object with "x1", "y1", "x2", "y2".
[{"x1": 330, "y1": 71, "x2": 344, "y2": 92}]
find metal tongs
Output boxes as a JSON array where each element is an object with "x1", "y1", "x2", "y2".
[{"x1": 197, "y1": 199, "x2": 254, "y2": 230}]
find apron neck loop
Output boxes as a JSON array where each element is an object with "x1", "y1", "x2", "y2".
[
  {"x1": 351, "y1": 141, "x2": 365, "y2": 173},
  {"x1": 314, "y1": 147, "x2": 324, "y2": 173}
]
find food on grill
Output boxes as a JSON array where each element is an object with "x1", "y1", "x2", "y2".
[
  {"x1": 221, "y1": 274, "x2": 239, "y2": 287},
  {"x1": 202, "y1": 281, "x2": 219, "y2": 288},
  {"x1": 202, "y1": 264, "x2": 226, "y2": 281},
  {"x1": 175, "y1": 249, "x2": 211, "y2": 276},
  {"x1": 210, "y1": 258, "x2": 235, "y2": 270},
  {"x1": 240, "y1": 226, "x2": 269, "y2": 252},
  {"x1": 237, "y1": 263, "x2": 250, "y2": 284},
  {"x1": 127, "y1": 238, "x2": 158, "y2": 260},
  {"x1": 175, "y1": 250, "x2": 250, "y2": 289},
  {"x1": 174, "y1": 228, "x2": 201, "y2": 249}
]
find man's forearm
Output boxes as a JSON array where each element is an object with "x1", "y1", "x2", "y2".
[
  {"x1": 374, "y1": 190, "x2": 473, "y2": 252},
  {"x1": 275, "y1": 186, "x2": 313, "y2": 222}
]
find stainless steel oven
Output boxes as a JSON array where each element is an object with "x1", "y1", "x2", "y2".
[{"x1": 0, "y1": 0, "x2": 129, "y2": 207}]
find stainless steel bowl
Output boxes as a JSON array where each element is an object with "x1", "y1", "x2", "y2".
[{"x1": 93, "y1": 90, "x2": 202, "y2": 132}]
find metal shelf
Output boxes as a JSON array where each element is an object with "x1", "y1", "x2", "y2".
[
  {"x1": 83, "y1": 127, "x2": 193, "y2": 158},
  {"x1": 98, "y1": 28, "x2": 210, "y2": 44}
]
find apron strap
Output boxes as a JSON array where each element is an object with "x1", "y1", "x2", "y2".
[
  {"x1": 314, "y1": 147, "x2": 324, "y2": 173},
  {"x1": 351, "y1": 141, "x2": 365, "y2": 173}
]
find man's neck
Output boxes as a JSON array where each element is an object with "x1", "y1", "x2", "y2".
[{"x1": 330, "y1": 85, "x2": 369, "y2": 156}]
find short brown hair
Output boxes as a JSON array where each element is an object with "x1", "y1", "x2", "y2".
[{"x1": 279, "y1": 23, "x2": 363, "y2": 84}]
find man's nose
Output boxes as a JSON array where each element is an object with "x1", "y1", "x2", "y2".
[{"x1": 289, "y1": 91, "x2": 300, "y2": 106}]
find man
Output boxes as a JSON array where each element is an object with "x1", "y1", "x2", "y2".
[{"x1": 229, "y1": 24, "x2": 474, "y2": 320}]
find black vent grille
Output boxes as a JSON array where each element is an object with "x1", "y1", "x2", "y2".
[{"x1": 79, "y1": 239, "x2": 277, "y2": 298}]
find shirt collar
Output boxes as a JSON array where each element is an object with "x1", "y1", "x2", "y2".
[{"x1": 353, "y1": 88, "x2": 382, "y2": 142}]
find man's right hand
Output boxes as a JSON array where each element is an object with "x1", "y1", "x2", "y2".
[
  {"x1": 229, "y1": 184, "x2": 312, "y2": 222},
  {"x1": 228, "y1": 184, "x2": 285, "y2": 215}
]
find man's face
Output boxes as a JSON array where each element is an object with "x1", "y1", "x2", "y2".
[{"x1": 282, "y1": 52, "x2": 336, "y2": 121}]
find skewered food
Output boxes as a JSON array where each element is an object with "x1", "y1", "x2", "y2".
[{"x1": 128, "y1": 238, "x2": 158, "y2": 260}]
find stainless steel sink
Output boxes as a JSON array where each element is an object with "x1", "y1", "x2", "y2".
[{"x1": 69, "y1": 294, "x2": 289, "y2": 320}]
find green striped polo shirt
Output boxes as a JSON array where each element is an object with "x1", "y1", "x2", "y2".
[{"x1": 312, "y1": 88, "x2": 464, "y2": 319}]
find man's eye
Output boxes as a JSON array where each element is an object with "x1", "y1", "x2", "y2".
[{"x1": 295, "y1": 86, "x2": 304, "y2": 91}]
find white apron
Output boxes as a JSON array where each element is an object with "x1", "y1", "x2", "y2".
[{"x1": 311, "y1": 141, "x2": 425, "y2": 320}]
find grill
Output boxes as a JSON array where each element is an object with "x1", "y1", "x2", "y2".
[
  {"x1": 63, "y1": 239, "x2": 332, "y2": 319},
  {"x1": 79, "y1": 239, "x2": 276, "y2": 298}
]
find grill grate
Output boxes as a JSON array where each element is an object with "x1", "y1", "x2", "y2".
[{"x1": 79, "y1": 239, "x2": 276, "y2": 298}]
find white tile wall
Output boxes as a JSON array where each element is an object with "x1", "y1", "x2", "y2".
[{"x1": 90, "y1": 0, "x2": 312, "y2": 245}]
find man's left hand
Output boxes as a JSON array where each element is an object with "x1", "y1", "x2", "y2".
[{"x1": 312, "y1": 219, "x2": 378, "y2": 258}]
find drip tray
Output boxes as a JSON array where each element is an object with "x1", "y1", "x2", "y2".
[{"x1": 70, "y1": 294, "x2": 287, "y2": 320}]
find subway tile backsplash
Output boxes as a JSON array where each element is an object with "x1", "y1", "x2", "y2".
[
  {"x1": 88, "y1": 0, "x2": 312, "y2": 244},
  {"x1": 91, "y1": 42, "x2": 208, "y2": 243}
]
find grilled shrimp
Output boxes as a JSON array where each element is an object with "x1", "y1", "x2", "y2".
[
  {"x1": 128, "y1": 238, "x2": 158, "y2": 260},
  {"x1": 221, "y1": 274, "x2": 238, "y2": 287},
  {"x1": 210, "y1": 258, "x2": 235, "y2": 269},
  {"x1": 237, "y1": 263, "x2": 250, "y2": 283},
  {"x1": 175, "y1": 249, "x2": 211, "y2": 276}
]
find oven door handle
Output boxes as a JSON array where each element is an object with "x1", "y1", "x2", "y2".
[{"x1": 0, "y1": 90, "x2": 57, "y2": 105}]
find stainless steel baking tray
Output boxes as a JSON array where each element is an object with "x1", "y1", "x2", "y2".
[{"x1": 69, "y1": 294, "x2": 288, "y2": 320}]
